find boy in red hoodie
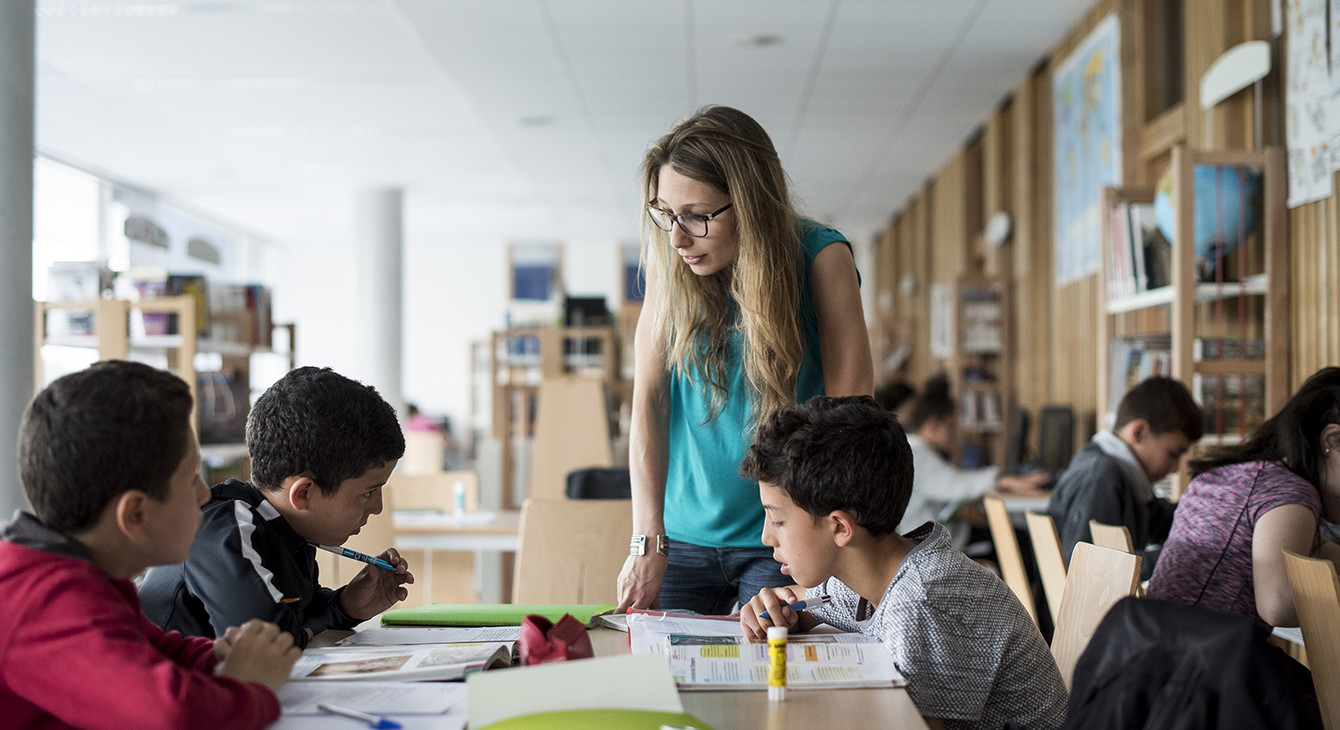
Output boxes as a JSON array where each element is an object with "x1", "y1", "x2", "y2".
[{"x1": 0, "y1": 361, "x2": 299, "y2": 729}]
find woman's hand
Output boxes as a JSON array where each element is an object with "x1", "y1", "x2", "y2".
[{"x1": 617, "y1": 553, "x2": 668, "y2": 611}]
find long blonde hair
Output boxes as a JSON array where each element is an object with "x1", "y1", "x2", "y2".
[{"x1": 640, "y1": 106, "x2": 803, "y2": 427}]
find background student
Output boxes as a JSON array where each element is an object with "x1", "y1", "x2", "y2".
[
  {"x1": 1148, "y1": 366, "x2": 1340, "y2": 629},
  {"x1": 1, "y1": 361, "x2": 298, "y2": 728},
  {"x1": 140, "y1": 366, "x2": 413, "y2": 648},
  {"x1": 1046, "y1": 376, "x2": 1201, "y2": 579},
  {"x1": 899, "y1": 374, "x2": 1051, "y2": 545},
  {"x1": 617, "y1": 105, "x2": 873, "y2": 614},
  {"x1": 739, "y1": 395, "x2": 1067, "y2": 730}
]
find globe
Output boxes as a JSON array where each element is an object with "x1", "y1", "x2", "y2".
[{"x1": 1152, "y1": 162, "x2": 1263, "y2": 282}]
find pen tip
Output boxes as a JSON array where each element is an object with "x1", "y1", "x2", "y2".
[{"x1": 373, "y1": 721, "x2": 402, "y2": 729}]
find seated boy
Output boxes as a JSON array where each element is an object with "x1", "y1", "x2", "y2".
[
  {"x1": 899, "y1": 374, "x2": 1051, "y2": 546},
  {"x1": 1046, "y1": 376, "x2": 1202, "y2": 578},
  {"x1": 739, "y1": 395, "x2": 1067, "y2": 730},
  {"x1": 1, "y1": 361, "x2": 299, "y2": 728},
  {"x1": 140, "y1": 366, "x2": 413, "y2": 648}
]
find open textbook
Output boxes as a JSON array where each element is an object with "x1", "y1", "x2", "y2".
[
  {"x1": 290, "y1": 642, "x2": 515, "y2": 682},
  {"x1": 663, "y1": 633, "x2": 904, "y2": 691}
]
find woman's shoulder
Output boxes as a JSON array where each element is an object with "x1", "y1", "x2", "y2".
[{"x1": 798, "y1": 218, "x2": 849, "y2": 256}]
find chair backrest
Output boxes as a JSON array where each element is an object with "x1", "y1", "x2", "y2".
[
  {"x1": 1037, "y1": 405, "x2": 1075, "y2": 474},
  {"x1": 1284, "y1": 550, "x2": 1340, "y2": 729},
  {"x1": 1051, "y1": 542, "x2": 1142, "y2": 690},
  {"x1": 1025, "y1": 510, "x2": 1068, "y2": 626},
  {"x1": 983, "y1": 495, "x2": 1037, "y2": 625},
  {"x1": 329, "y1": 486, "x2": 399, "y2": 586},
  {"x1": 528, "y1": 377, "x2": 614, "y2": 501},
  {"x1": 566, "y1": 467, "x2": 632, "y2": 500},
  {"x1": 388, "y1": 471, "x2": 480, "y2": 513},
  {"x1": 512, "y1": 497, "x2": 632, "y2": 605},
  {"x1": 1088, "y1": 520, "x2": 1135, "y2": 554},
  {"x1": 402, "y1": 430, "x2": 447, "y2": 474}
]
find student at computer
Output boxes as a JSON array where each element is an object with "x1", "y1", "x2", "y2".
[
  {"x1": 900, "y1": 374, "x2": 1050, "y2": 545},
  {"x1": 1046, "y1": 376, "x2": 1202, "y2": 579},
  {"x1": 140, "y1": 366, "x2": 413, "y2": 648},
  {"x1": 0, "y1": 361, "x2": 298, "y2": 728},
  {"x1": 740, "y1": 396, "x2": 1067, "y2": 730}
]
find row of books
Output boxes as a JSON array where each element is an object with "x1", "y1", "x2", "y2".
[
  {"x1": 1105, "y1": 201, "x2": 1172, "y2": 300},
  {"x1": 45, "y1": 261, "x2": 272, "y2": 347}
]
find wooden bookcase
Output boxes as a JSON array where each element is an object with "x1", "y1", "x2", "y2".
[
  {"x1": 1096, "y1": 145, "x2": 1287, "y2": 495},
  {"x1": 949, "y1": 276, "x2": 1012, "y2": 468}
]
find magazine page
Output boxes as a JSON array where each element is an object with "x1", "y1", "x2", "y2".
[
  {"x1": 335, "y1": 626, "x2": 521, "y2": 647},
  {"x1": 664, "y1": 633, "x2": 905, "y2": 691},
  {"x1": 290, "y1": 642, "x2": 514, "y2": 682},
  {"x1": 626, "y1": 611, "x2": 743, "y2": 654}
]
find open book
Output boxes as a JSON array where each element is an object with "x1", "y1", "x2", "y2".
[
  {"x1": 663, "y1": 633, "x2": 905, "y2": 691},
  {"x1": 289, "y1": 642, "x2": 515, "y2": 682}
]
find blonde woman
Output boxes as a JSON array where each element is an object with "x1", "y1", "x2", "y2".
[{"x1": 616, "y1": 106, "x2": 873, "y2": 613}]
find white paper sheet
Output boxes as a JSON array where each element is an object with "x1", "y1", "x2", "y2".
[{"x1": 335, "y1": 626, "x2": 521, "y2": 647}]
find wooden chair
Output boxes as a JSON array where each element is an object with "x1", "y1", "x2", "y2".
[
  {"x1": 402, "y1": 430, "x2": 448, "y2": 474},
  {"x1": 528, "y1": 377, "x2": 614, "y2": 501},
  {"x1": 1025, "y1": 510, "x2": 1068, "y2": 626},
  {"x1": 983, "y1": 495, "x2": 1037, "y2": 625},
  {"x1": 1284, "y1": 550, "x2": 1340, "y2": 729},
  {"x1": 1088, "y1": 520, "x2": 1135, "y2": 553},
  {"x1": 1051, "y1": 542, "x2": 1142, "y2": 690},
  {"x1": 512, "y1": 497, "x2": 632, "y2": 605}
]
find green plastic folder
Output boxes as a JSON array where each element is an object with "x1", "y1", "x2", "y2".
[{"x1": 380, "y1": 603, "x2": 617, "y2": 627}]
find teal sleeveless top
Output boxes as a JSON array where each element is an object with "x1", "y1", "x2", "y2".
[{"x1": 664, "y1": 219, "x2": 854, "y2": 547}]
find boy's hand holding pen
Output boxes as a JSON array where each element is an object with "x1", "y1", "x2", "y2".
[{"x1": 740, "y1": 585, "x2": 826, "y2": 641}]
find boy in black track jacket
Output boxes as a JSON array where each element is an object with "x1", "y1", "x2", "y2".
[{"x1": 140, "y1": 367, "x2": 413, "y2": 648}]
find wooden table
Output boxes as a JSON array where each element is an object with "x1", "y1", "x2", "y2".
[
  {"x1": 589, "y1": 627, "x2": 929, "y2": 729},
  {"x1": 393, "y1": 510, "x2": 521, "y2": 603}
]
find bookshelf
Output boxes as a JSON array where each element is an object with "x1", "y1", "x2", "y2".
[
  {"x1": 1097, "y1": 145, "x2": 1287, "y2": 493},
  {"x1": 949, "y1": 276, "x2": 1011, "y2": 468}
]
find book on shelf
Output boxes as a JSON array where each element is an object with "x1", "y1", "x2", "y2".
[
  {"x1": 1194, "y1": 372, "x2": 1266, "y2": 438},
  {"x1": 1106, "y1": 336, "x2": 1172, "y2": 427},
  {"x1": 1106, "y1": 201, "x2": 1172, "y2": 298},
  {"x1": 289, "y1": 642, "x2": 515, "y2": 682},
  {"x1": 1193, "y1": 337, "x2": 1265, "y2": 361},
  {"x1": 661, "y1": 632, "x2": 904, "y2": 691}
]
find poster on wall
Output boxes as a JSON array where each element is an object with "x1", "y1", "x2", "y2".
[
  {"x1": 1286, "y1": 0, "x2": 1332, "y2": 205},
  {"x1": 1052, "y1": 13, "x2": 1122, "y2": 288}
]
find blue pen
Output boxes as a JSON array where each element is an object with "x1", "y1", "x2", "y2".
[
  {"x1": 759, "y1": 594, "x2": 831, "y2": 620},
  {"x1": 317, "y1": 703, "x2": 402, "y2": 729},
  {"x1": 309, "y1": 542, "x2": 397, "y2": 572}
]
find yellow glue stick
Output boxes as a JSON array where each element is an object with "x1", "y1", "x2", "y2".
[{"x1": 767, "y1": 625, "x2": 788, "y2": 701}]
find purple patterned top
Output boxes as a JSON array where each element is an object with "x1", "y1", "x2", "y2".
[{"x1": 1146, "y1": 461, "x2": 1321, "y2": 627}]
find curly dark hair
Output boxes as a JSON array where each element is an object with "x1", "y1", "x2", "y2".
[
  {"x1": 740, "y1": 395, "x2": 914, "y2": 536},
  {"x1": 246, "y1": 367, "x2": 405, "y2": 495}
]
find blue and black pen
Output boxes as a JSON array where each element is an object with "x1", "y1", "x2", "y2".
[{"x1": 308, "y1": 541, "x2": 397, "y2": 572}]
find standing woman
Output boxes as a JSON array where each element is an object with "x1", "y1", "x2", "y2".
[
  {"x1": 1147, "y1": 366, "x2": 1340, "y2": 628},
  {"x1": 616, "y1": 106, "x2": 873, "y2": 613}
]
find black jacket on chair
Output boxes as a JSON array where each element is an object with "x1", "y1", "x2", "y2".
[{"x1": 1059, "y1": 597, "x2": 1318, "y2": 730}]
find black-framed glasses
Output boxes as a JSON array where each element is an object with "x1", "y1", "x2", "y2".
[{"x1": 645, "y1": 202, "x2": 733, "y2": 238}]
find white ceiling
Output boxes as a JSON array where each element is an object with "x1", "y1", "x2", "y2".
[{"x1": 34, "y1": 0, "x2": 1095, "y2": 250}]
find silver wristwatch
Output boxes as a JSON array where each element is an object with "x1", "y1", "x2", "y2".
[{"x1": 630, "y1": 533, "x2": 669, "y2": 556}]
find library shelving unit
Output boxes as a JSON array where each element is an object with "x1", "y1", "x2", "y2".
[
  {"x1": 1096, "y1": 145, "x2": 1287, "y2": 495},
  {"x1": 949, "y1": 276, "x2": 1012, "y2": 469},
  {"x1": 488, "y1": 325, "x2": 622, "y2": 508},
  {"x1": 35, "y1": 296, "x2": 199, "y2": 408},
  {"x1": 34, "y1": 296, "x2": 296, "y2": 477}
]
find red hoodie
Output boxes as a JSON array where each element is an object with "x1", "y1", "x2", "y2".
[{"x1": 0, "y1": 513, "x2": 280, "y2": 729}]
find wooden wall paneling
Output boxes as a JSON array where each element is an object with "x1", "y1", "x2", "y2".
[
  {"x1": 1011, "y1": 67, "x2": 1054, "y2": 458},
  {"x1": 983, "y1": 103, "x2": 1014, "y2": 279},
  {"x1": 871, "y1": 218, "x2": 898, "y2": 382},
  {"x1": 964, "y1": 133, "x2": 987, "y2": 273},
  {"x1": 1183, "y1": 0, "x2": 1275, "y2": 151},
  {"x1": 907, "y1": 188, "x2": 936, "y2": 386}
]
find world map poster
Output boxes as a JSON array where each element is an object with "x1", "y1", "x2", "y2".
[{"x1": 1052, "y1": 14, "x2": 1122, "y2": 287}]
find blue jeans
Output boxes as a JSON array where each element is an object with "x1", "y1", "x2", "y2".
[{"x1": 658, "y1": 539, "x2": 790, "y2": 614}]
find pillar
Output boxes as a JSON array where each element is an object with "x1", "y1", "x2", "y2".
[{"x1": 354, "y1": 187, "x2": 404, "y2": 415}]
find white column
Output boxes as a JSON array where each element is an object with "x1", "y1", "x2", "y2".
[
  {"x1": 354, "y1": 188, "x2": 404, "y2": 416},
  {"x1": 0, "y1": 0, "x2": 36, "y2": 517}
]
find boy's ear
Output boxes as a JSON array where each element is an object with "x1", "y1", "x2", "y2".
[
  {"x1": 286, "y1": 477, "x2": 318, "y2": 510},
  {"x1": 1126, "y1": 418, "x2": 1152, "y2": 442},
  {"x1": 113, "y1": 490, "x2": 152, "y2": 541},
  {"x1": 829, "y1": 510, "x2": 858, "y2": 547}
]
